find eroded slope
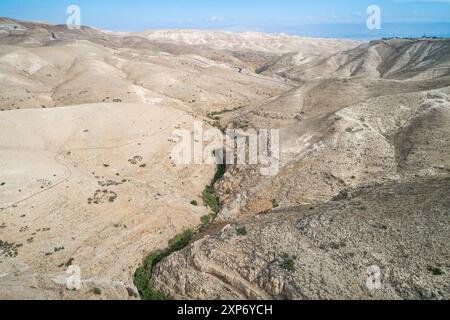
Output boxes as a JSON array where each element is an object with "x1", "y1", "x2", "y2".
[{"x1": 153, "y1": 176, "x2": 450, "y2": 300}]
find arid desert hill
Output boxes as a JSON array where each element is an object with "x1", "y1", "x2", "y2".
[
  {"x1": 154, "y1": 176, "x2": 450, "y2": 300},
  {"x1": 0, "y1": 18, "x2": 449, "y2": 300},
  {"x1": 257, "y1": 37, "x2": 450, "y2": 81}
]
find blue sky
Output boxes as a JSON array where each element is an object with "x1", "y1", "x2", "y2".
[{"x1": 1, "y1": 0, "x2": 450, "y2": 38}]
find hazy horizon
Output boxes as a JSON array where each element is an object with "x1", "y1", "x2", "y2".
[{"x1": 1, "y1": 0, "x2": 450, "y2": 40}]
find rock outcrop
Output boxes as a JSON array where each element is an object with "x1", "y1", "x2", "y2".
[{"x1": 153, "y1": 176, "x2": 450, "y2": 300}]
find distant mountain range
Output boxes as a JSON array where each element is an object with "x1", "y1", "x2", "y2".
[
  {"x1": 260, "y1": 23, "x2": 450, "y2": 40},
  {"x1": 3, "y1": 16, "x2": 449, "y2": 40}
]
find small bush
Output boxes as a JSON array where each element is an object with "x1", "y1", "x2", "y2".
[
  {"x1": 199, "y1": 215, "x2": 213, "y2": 231},
  {"x1": 281, "y1": 253, "x2": 296, "y2": 272},
  {"x1": 133, "y1": 266, "x2": 151, "y2": 297},
  {"x1": 428, "y1": 266, "x2": 444, "y2": 276},
  {"x1": 236, "y1": 227, "x2": 247, "y2": 236},
  {"x1": 200, "y1": 215, "x2": 212, "y2": 226},
  {"x1": 213, "y1": 164, "x2": 226, "y2": 185},
  {"x1": 201, "y1": 214, "x2": 211, "y2": 225},
  {"x1": 202, "y1": 185, "x2": 220, "y2": 215},
  {"x1": 190, "y1": 200, "x2": 198, "y2": 206},
  {"x1": 92, "y1": 287, "x2": 102, "y2": 295},
  {"x1": 140, "y1": 287, "x2": 168, "y2": 300},
  {"x1": 168, "y1": 229, "x2": 194, "y2": 251}
]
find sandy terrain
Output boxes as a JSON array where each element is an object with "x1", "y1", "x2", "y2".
[{"x1": 0, "y1": 103, "x2": 213, "y2": 299}]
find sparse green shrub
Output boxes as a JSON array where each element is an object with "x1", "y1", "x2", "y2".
[
  {"x1": 202, "y1": 185, "x2": 220, "y2": 215},
  {"x1": 428, "y1": 266, "x2": 445, "y2": 276},
  {"x1": 134, "y1": 251, "x2": 168, "y2": 300},
  {"x1": 199, "y1": 214, "x2": 213, "y2": 231},
  {"x1": 281, "y1": 253, "x2": 297, "y2": 272},
  {"x1": 134, "y1": 230, "x2": 193, "y2": 300},
  {"x1": 92, "y1": 287, "x2": 102, "y2": 295},
  {"x1": 168, "y1": 229, "x2": 194, "y2": 251},
  {"x1": 213, "y1": 164, "x2": 226, "y2": 185},
  {"x1": 190, "y1": 200, "x2": 198, "y2": 206},
  {"x1": 236, "y1": 226, "x2": 247, "y2": 236},
  {"x1": 201, "y1": 214, "x2": 211, "y2": 225}
]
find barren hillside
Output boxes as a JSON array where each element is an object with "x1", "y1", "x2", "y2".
[
  {"x1": 0, "y1": 18, "x2": 448, "y2": 300},
  {"x1": 154, "y1": 176, "x2": 450, "y2": 300},
  {"x1": 151, "y1": 35, "x2": 450, "y2": 299}
]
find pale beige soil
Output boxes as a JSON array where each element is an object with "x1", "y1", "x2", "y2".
[{"x1": 0, "y1": 103, "x2": 213, "y2": 299}]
